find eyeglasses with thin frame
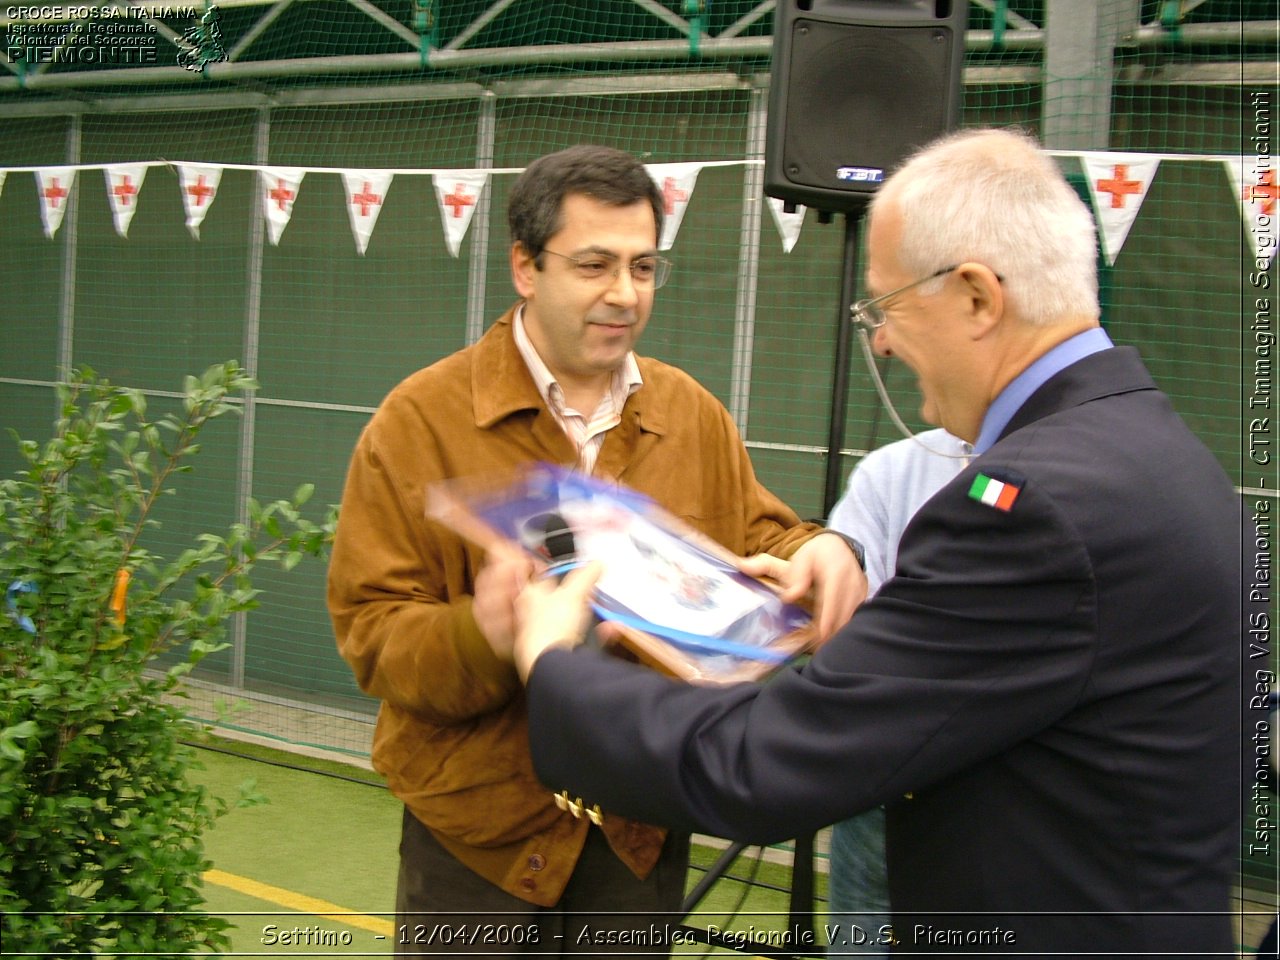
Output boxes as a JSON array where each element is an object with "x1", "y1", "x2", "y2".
[
  {"x1": 849, "y1": 264, "x2": 959, "y2": 332},
  {"x1": 541, "y1": 248, "x2": 673, "y2": 290}
]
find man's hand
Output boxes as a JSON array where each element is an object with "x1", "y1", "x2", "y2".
[
  {"x1": 474, "y1": 546, "x2": 537, "y2": 664},
  {"x1": 738, "y1": 533, "x2": 867, "y2": 642},
  {"x1": 512, "y1": 562, "x2": 602, "y2": 681}
]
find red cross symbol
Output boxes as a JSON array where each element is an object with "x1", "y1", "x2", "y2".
[
  {"x1": 661, "y1": 176, "x2": 688, "y2": 215},
  {"x1": 443, "y1": 183, "x2": 475, "y2": 218},
  {"x1": 186, "y1": 174, "x2": 215, "y2": 208},
  {"x1": 42, "y1": 177, "x2": 69, "y2": 208},
  {"x1": 351, "y1": 181, "x2": 382, "y2": 217},
  {"x1": 112, "y1": 175, "x2": 139, "y2": 207},
  {"x1": 1245, "y1": 169, "x2": 1278, "y2": 216},
  {"x1": 268, "y1": 179, "x2": 295, "y2": 211},
  {"x1": 1095, "y1": 165, "x2": 1142, "y2": 209}
]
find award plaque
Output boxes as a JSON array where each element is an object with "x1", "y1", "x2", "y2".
[{"x1": 427, "y1": 464, "x2": 816, "y2": 683}]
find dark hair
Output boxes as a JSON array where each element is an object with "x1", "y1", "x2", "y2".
[{"x1": 507, "y1": 144, "x2": 664, "y2": 261}]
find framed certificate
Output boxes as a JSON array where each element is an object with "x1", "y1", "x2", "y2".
[{"x1": 428, "y1": 464, "x2": 815, "y2": 683}]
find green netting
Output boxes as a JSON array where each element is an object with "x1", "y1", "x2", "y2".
[{"x1": 0, "y1": 0, "x2": 1276, "y2": 899}]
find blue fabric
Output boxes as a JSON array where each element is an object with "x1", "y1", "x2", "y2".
[
  {"x1": 826, "y1": 809, "x2": 892, "y2": 954},
  {"x1": 827, "y1": 431, "x2": 971, "y2": 596},
  {"x1": 824, "y1": 431, "x2": 968, "y2": 954},
  {"x1": 973, "y1": 327, "x2": 1113, "y2": 454},
  {"x1": 6, "y1": 580, "x2": 37, "y2": 634}
]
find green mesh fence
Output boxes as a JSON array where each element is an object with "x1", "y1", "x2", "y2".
[{"x1": 0, "y1": 0, "x2": 1276, "y2": 912}]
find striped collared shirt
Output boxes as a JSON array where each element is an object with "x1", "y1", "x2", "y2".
[{"x1": 512, "y1": 306, "x2": 643, "y2": 475}]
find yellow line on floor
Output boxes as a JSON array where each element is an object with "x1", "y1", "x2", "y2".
[{"x1": 203, "y1": 868, "x2": 395, "y2": 937}]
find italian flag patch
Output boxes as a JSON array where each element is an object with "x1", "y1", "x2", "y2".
[{"x1": 968, "y1": 473, "x2": 1021, "y2": 512}]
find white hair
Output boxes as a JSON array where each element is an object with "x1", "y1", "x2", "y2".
[{"x1": 871, "y1": 128, "x2": 1100, "y2": 327}]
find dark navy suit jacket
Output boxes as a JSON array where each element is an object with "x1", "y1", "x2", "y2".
[{"x1": 527, "y1": 347, "x2": 1241, "y2": 957}]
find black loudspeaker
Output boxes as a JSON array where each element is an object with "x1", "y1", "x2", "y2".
[{"x1": 764, "y1": 0, "x2": 968, "y2": 214}]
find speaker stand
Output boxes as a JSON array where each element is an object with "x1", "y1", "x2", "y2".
[
  {"x1": 822, "y1": 206, "x2": 869, "y2": 519},
  {"x1": 679, "y1": 835, "x2": 820, "y2": 959}
]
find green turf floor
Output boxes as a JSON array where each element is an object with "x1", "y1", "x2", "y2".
[
  {"x1": 190, "y1": 744, "x2": 400, "y2": 955},
  {"x1": 181, "y1": 740, "x2": 1276, "y2": 957},
  {"x1": 188, "y1": 740, "x2": 825, "y2": 958}
]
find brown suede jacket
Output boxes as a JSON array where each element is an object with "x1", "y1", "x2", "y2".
[{"x1": 327, "y1": 306, "x2": 819, "y2": 906}]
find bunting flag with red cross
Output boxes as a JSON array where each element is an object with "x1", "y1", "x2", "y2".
[
  {"x1": 104, "y1": 164, "x2": 149, "y2": 238},
  {"x1": 1226, "y1": 158, "x2": 1278, "y2": 270},
  {"x1": 177, "y1": 162, "x2": 223, "y2": 239},
  {"x1": 645, "y1": 162, "x2": 703, "y2": 252},
  {"x1": 432, "y1": 172, "x2": 488, "y2": 258},
  {"x1": 341, "y1": 171, "x2": 394, "y2": 256},
  {"x1": 35, "y1": 168, "x2": 76, "y2": 239},
  {"x1": 1080, "y1": 153, "x2": 1160, "y2": 266},
  {"x1": 259, "y1": 167, "x2": 306, "y2": 246},
  {"x1": 766, "y1": 195, "x2": 806, "y2": 254}
]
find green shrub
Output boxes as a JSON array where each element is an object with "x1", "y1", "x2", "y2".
[{"x1": 0, "y1": 362, "x2": 335, "y2": 955}]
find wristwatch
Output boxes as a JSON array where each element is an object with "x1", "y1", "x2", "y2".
[{"x1": 818, "y1": 529, "x2": 866, "y2": 571}]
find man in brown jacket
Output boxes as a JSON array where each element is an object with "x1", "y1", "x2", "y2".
[{"x1": 327, "y1": 144, "x2": 864, "y2": 955}]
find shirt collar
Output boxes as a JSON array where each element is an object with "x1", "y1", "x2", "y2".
[
  {"x1": 973, "y1": 326, "x2": 1114, "y2": 454},
  {"x1": 511, "y1": 304, "x2": 643, "y2": 413}
]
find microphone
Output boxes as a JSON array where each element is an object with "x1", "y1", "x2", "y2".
[{"x1": 855, "y1": 328, "x2": 971, "y2": 460}]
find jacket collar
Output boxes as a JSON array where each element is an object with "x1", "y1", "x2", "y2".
[
  {"x1": 469, "y1": 304, "x2": 669, "y2": 439},
  {"x1": 999, "y1": 345, "x2": 1156, "y2": 444}
]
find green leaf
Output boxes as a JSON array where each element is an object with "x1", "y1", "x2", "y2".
[
  {"x1": 0, "y1": 363, "x2": 327, "y2": 954},
  {"x1": 108, "y1": 393, "x2": 135, "y2": 417}
]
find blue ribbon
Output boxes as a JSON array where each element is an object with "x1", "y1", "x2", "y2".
[
  {"x1": 545, "y1": 561, "x2": 789, "y2": 664},
  {"x1": 6, "y1": 580, "x2": 37, "y2": 634},
  {"x1": 593, "y1": 607, "x2": 789, "y2": 664}
]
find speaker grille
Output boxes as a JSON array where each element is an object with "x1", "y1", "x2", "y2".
[{"x1": 781, "y1": 21, "x2": 954, "y2": 192}]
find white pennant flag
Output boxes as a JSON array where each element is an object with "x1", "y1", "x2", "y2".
[
  {"x1": 766, "y1": 196, "x2": 806, "y2": 254},
  {"x1": 177, "y1": 163, "x2": 223, "y2": 239},
  {"x1": 433, "y1": 172, "x2": 488, "y2": 258},
  {"x1": 1080, "y1": 153, "x2": 1160, "y2": 266},
  {"x1": 35, "y1": 168, "x2": 76, "y2": 239},
  {"x1": 1226, "y1": 157, "x2": 1278, "y2": 269},
  {"x1": 259, "y1": 167, "x2": 305, "y2": 246},
  {"x1": 0, "y1": 171, "x2": 6, "y2": 199},
  {"x1": 646, "y1": 162, "x2": 703, "y2": 251},
  {"x1": 341, "y1": 171, "x2": 394, "y2": 256},
  {"x1": 104, "y1": 163, "x2": 149, "y2": 238}
]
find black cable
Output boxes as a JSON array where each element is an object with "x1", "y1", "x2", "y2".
[
  {"x1": 683, "y1": 844, "x2": 772, "y2": 958},
  {"x1": 183, "y1": 738, "x2": 384, "y2": 789}
]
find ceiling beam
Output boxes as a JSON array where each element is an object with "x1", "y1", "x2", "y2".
[{"x1": 0, "y1": 20, "x2": 1271, "y2": 97}]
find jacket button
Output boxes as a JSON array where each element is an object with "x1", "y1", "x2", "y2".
[
  {"x1": 528, "y1": 854, "x2": 546, "y2": 872},
  {"x1": 520, "y1": 877, "x2": 536, "y2": 892}
]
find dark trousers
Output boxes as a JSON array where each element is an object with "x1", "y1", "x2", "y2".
[{"x1": 394, "y1": 807, "x2": 691, "y2": 957}]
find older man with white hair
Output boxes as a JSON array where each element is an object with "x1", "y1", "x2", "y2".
[{"x1": 502, "y1": 128, "x2": 1242, "y2": 958}]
